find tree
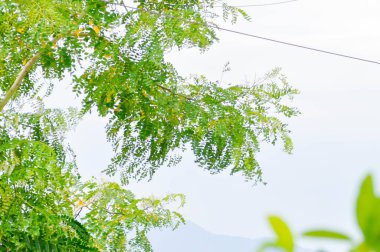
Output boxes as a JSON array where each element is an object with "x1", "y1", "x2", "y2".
[
  {"x1": 0, "y1": 0, "x2": 298, "y2": 250},
  {"x1": 0, "y1": 106, "x2": 185, "y2": 251}
]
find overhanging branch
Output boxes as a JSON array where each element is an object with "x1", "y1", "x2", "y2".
[
  {"x1": 0, "y1": 52, "x2": 42, "y2": 112},
  {"x1": 0, "y1": 36, "x2": 69, "y2": 112},
  {"x1": 156, "y1": 84, "x2": 194, "y2": 101}
]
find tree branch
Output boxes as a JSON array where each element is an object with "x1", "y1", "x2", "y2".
[
  {"x1": 0, "y1": 53, "x2": 42, "y2": 112},
  {"x1": 0, "y1": 36, "x2": 67, "y2": 112},
  {"x1": 156, "y1": 84, "x2": 194, "y2": 101}
]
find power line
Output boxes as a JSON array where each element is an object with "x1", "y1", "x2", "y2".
[
  {"x1": 103, "y1": 1, "x2": 380, "y2": 65},
  {"x1": 215, "y1": 0, "x2": 298, "y2": 8},
  {"x1": 107, "y1": 0, "x2": 299, "y2": 9},
  {"x1": 214, "y1": 26, "x2": 380, "y2": 65}
]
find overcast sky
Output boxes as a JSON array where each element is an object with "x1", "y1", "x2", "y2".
[{"x1": 46, "y1": 0, "x2": 380, "y2": 250}]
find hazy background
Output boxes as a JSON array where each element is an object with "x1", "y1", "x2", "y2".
[{"x1": 46, "y1": 0, "x2": 380, "y2": 250}]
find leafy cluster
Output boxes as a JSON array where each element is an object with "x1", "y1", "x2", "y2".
[
  {"x1": 0, "y1": 104, "x2": 185, "y2": 251},
  {"x1": 79, "y1": 181, "x2": 185, "y2": 251},
  {"x1": 102, "y1": 70, "x2": 298, "y2": 183},
  {"x1": 0, "y1": 105, "x2": 88, "y2": 250}
]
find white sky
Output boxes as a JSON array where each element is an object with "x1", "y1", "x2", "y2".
[{"x1": 46, "y1": 0, "x2": 380, "y2": 251}]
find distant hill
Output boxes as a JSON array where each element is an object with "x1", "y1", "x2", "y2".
[
  {"x1": 148, "y1": 222, "x2": 315, "y2": 252},
  {"x1": 149, "y1": 222, "x2": 259, "y2": 252}
]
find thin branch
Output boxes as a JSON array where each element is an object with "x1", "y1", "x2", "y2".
[
  {"x1": 0, "y1": 37, "x2": 61, "y2": 112},
  {"x1": 0, "y1": 53, "x2": 42, "y2": 112},
  {"x1": 0, "y1": 31, "x2": 95, "y2": 112},
  {"x1": 156, "y1": 84, "x2": 194, "y2": 101}
]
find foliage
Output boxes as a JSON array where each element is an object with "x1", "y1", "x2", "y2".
[
  {"x1": 259, "y1": 174, "x2": 380, "y2": 252},
  {"x1": 257, "y1": 215, "x2": 294, "y2": 252},
  {"x1": 0, "y1": 0, "x2": 298, "y2": 250},
  {"x1": 0, "y1": 0, "x2": 298, "y2": 184},
  {"x1": 0, "y1": 105, "x2": 185, "y2": 251},
  {"x1": 78, "y1": 180, "x2": 185, "y2": 251}
]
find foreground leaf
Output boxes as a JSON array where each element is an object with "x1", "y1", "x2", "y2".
[{"x1": 303, "y1": 230, "x2": 352, "y2": 241}]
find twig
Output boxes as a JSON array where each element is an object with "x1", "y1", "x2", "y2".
[{"x1": 156, "y1": 84, "x2": 194, "y2": 101}]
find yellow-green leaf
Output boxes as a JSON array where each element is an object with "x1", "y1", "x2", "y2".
[{"x1": 268, "y1": 215, "x2": 294, "y2": 252}]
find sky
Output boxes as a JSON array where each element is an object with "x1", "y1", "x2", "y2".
[{"x1": 46, "y1": 0, "x2": 380, "y2": 250}]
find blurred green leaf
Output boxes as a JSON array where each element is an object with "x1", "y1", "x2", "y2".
[
  {"x1": 356, "y1": 175, "x2": 376, "y2": 238},
  {"x1": 303, "y1": 230, "x2": 352, "y2": 241},
  {"x1": 352, "y1": 242, "x2": 373, "y2": 252},
  {"x1": 356, "y1": 175, "x2": 380, "y2": 247},
  {"x1": 268, "y1": 215, "x2": 294, "y2": 252}
]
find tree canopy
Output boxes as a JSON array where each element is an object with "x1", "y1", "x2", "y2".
[
  {"x1": 0, "y1": 0, "x2": 298, "y2": 250},
  {"x1": 0, "y1": 104, "x2": 185, "y2": 251}
]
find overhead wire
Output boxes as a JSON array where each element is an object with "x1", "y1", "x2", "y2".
[
  {"x1": 214, "y1": 0, "x2": 298, "y2": 8},
  {"x1": 212, "y1": 26, "x2": 380, "y2": 65},
  {"x1": 105, "y1": 0, "x2": 380, "y2": 65},
  {"x1": 116, "y1": 0, "x2": 299, "y2": 9}
]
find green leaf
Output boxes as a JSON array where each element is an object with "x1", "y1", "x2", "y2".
[
  {"x1": 268, "y1": 215, "x2": 294, "y2": 252},
  {"x1": 356, "y1": 175, "x2": 380, "y2": 243},
  {"x1": 356, "y1": 174, "x2": 380, "y2": 248},
  {"x1": 357, "y1": 175, "x2": 376, "y2": 237},
  {"x1": 303, "y1": 230, "x2": 352, "y2": 241},
  {"x1": 352, "y1": 242, "x2": 373, "y2": 252}
]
